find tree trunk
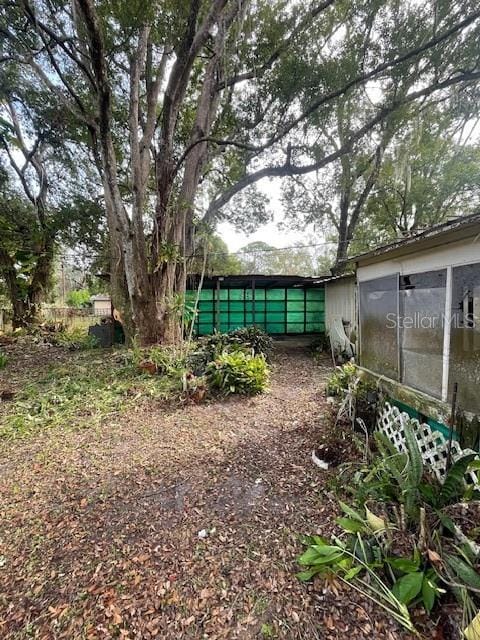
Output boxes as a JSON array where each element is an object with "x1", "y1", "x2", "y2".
[
  {"x1": 103, "y1": 179, "x2": 160, "y2": 345},
  {"x1": 0, "y1": 235, "x2": 54, "y2": 328}
]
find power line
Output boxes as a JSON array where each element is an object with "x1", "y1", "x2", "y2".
[
  {"x1": 57, "y1": 240, "x2": 336, "y2": 262},
  {"x1": 188, "y1": 241, "x2": 336, "y2": 259}
]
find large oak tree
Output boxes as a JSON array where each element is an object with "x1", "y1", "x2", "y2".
[{"x1": 2, "y1": 0, "x2": 480, "y2": 341}]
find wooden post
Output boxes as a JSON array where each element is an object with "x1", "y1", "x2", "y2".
[
  {"x1": 215, "y1": 278, "x2": 220, "y2": 332},
  {"x1": 304, "y1": 287, "x2": 307, "y2": 334},
  {"x1": 252, "y1": 277, "x2": 256, "y2": 327}
]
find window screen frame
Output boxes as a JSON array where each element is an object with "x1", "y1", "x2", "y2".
[{"x1": 358, "y1": 273, "x2": 400, "y2": 380}]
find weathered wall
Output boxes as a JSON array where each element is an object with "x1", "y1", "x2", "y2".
[
  {"x1": 357, "y1": 236, "x2": 480, "y2": 282},
  {"x1": 93, "y1": 300, "x2": 111, "y2": 316},
  {"x1": 325, "y1": 276, "x2": 357, "y2": 338}
]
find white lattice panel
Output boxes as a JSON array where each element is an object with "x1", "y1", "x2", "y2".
[{"x1": 378, "y1": 403, "x2": 479, "y2": 487}]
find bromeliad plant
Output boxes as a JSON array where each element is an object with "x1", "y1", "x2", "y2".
[
  {"x1": 206, "y1": 350, "x2": 269, "y2": 395},
  {"x1": 351, "y1": 427, "x2": 480, "y2": 522}
]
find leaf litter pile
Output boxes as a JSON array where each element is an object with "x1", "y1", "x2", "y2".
[{"x1": 0, "y1": 339, "x2": 417, "y2": 639}]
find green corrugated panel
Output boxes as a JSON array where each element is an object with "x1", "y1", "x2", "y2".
[
  {"x1": 198, "y1": 324, "x2": 213, "y2": 335},
  {"x1": 287, "y1": 288, "x2": 304, "y2": 300},
  {"x1": 287, "y1": 299, "x2": 304, "y2": 309},
  {"x1": 287, "y1": 323, "x2": 304, "y2": 333},
  {"x1": 246, "y1": 302, "x2": 266, "y2": 312},
  {"x1": 287, "y1": 311, "x2": 304, "y2": 323},
  {"x1": 306, "y1": 322, "x2": 324, "y2": 332},
  {"x1": 266, "y1": 300, "x2": 285, "y2": 312},
  {"x1": 266, "y1": 289, "x2": 285, "y2": 300},
  {"x1": 266, "y1": 323, "x2": 285, "y2": 333},
  {"x1": 306, "y1": 289, "x2": 324, "y2": 300},
  {"x1": 187, "y1": 285, "x2": 325, "y2": 336},
  {"x1": 306, "y1": 301, "x2": 325, "y2": 312}
]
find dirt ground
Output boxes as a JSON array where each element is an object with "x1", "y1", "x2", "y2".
[{"x1": 0, "y1": 339, "x2": 416, "y2": 639}]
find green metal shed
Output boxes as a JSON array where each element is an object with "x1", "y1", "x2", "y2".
[{"x1": 186, "y1": 274, "x2": 325, "y2": 336}]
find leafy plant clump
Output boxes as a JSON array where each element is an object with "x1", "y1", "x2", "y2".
[
  {"x1": 206, "y1": 351, "x2": 269, "y2": 395},
  {"x1": 129, "y1": 330, "x2": 272, "y2": 400},
  {"x1": 0, "y1": 351, "x2": 7, "y2": 369},
  {"x1": 187, "y1": 327, "x2": 273, "y2": 375},
  {"x1": 227, "y1": 327, "x2": 274, "y2": 359},
  {"x1": 55, "y1": 327, "x2": 99, "y2": 350},
  {"x1": 299, "y1": 424, "x2": 480, "y2": 633},
  {"x1": 326, "y1": 362, "x2": 357, "y2": 396}
]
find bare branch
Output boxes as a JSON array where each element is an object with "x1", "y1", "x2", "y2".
[{"x1": 204, "y1": 69, "x2": 480, "y2": 222}]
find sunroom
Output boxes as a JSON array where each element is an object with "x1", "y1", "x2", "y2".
[{"x1": 354, "y1": 213, "x2": 480, "y2": 450}]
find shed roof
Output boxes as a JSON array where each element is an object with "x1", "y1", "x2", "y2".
[
  {"x1": 187, "y1": 274, "x2": 325, "y2": 289},
  {"x1": 314, "y1": 272, "x2": 356, "y2": 285},
  {"x1": 346, "y1": 212, "x2": 480, "y2": 267},
  {"x1": 90, "y1": 294, "x2": 111, "y2": 301}
]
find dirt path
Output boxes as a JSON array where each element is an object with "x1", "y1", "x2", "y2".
[{"x1": 0, "y1": 341, "x2": 410, "y2": 639}]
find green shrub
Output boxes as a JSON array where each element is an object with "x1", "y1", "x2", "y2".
[
  {"x1": 188, "y1": 327, "x2": 273, "y2": 376},
  {"x1": 226, "y1": 327, "x2": 274, "y2": 359},
  {"x1": 56, "y1": 327, "x2": 99, "y2": 350},
  {"x1": 326, "y1": 362, "x2": 357, "y2": 395},
  {"x1": 0, "y1": 351, "x2": 7, "y2": 369},
  {"x1": 206, "y1": 350, "x2": 269, "y2": 395},
  {"x1": 66, "y1": 288, "x2": 92, "y2": 308}
]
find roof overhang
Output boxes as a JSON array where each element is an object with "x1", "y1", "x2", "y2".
[
  {"x1": 187, "y1": 274, "x2": 325, "y2": 289},
  {"x1": 345, "y1": 213, "x2": 480, "y2": 267}
]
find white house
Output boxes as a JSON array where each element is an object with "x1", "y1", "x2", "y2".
[
  {"x1": 352, "y1": 213, "x2": 480, "y2": 449},
  {"x1": 90, "y1": 294, "x2": 112, "y2": 317}
]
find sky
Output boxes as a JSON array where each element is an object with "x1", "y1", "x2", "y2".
[{"x1": 216, "y1": 178, "x2": 317, "y2": 253}]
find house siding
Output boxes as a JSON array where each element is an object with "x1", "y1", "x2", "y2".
[
  {"x1": 357, "y1": 236, "x2": 480, "y2": 282},
  {"x1": 325, "y1": 277, "x2": 357, "y2": 338}
]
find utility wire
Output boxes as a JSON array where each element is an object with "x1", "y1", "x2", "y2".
[{"x1": 56, "y1": 240, "x2": 336, "y2": 262}]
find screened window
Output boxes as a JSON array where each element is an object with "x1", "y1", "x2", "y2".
[
  {"x1": 399, "y1": 270, "x2": 446, "y2": 398},
  {"x1": 359, "y1": 275, "x2": 399, "y2": 379},
  {"x1": 449, "y1": 263, "x2": 480, "y2": 414}
]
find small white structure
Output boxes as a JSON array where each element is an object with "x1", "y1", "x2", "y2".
[
  {"x1": 90, "y1": 294, "x2": 111, "y2": 317},
  {"x1": 324, "y1": 273, "x2": 357, "y2": 339}
]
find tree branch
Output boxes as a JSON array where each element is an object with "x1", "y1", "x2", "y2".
[
  {"x1": 217, "y1": 0, "x2": 337, "y2": 90},
  {"x1": 204, "y1": 69, "x2": 480, "y2": 222}
]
